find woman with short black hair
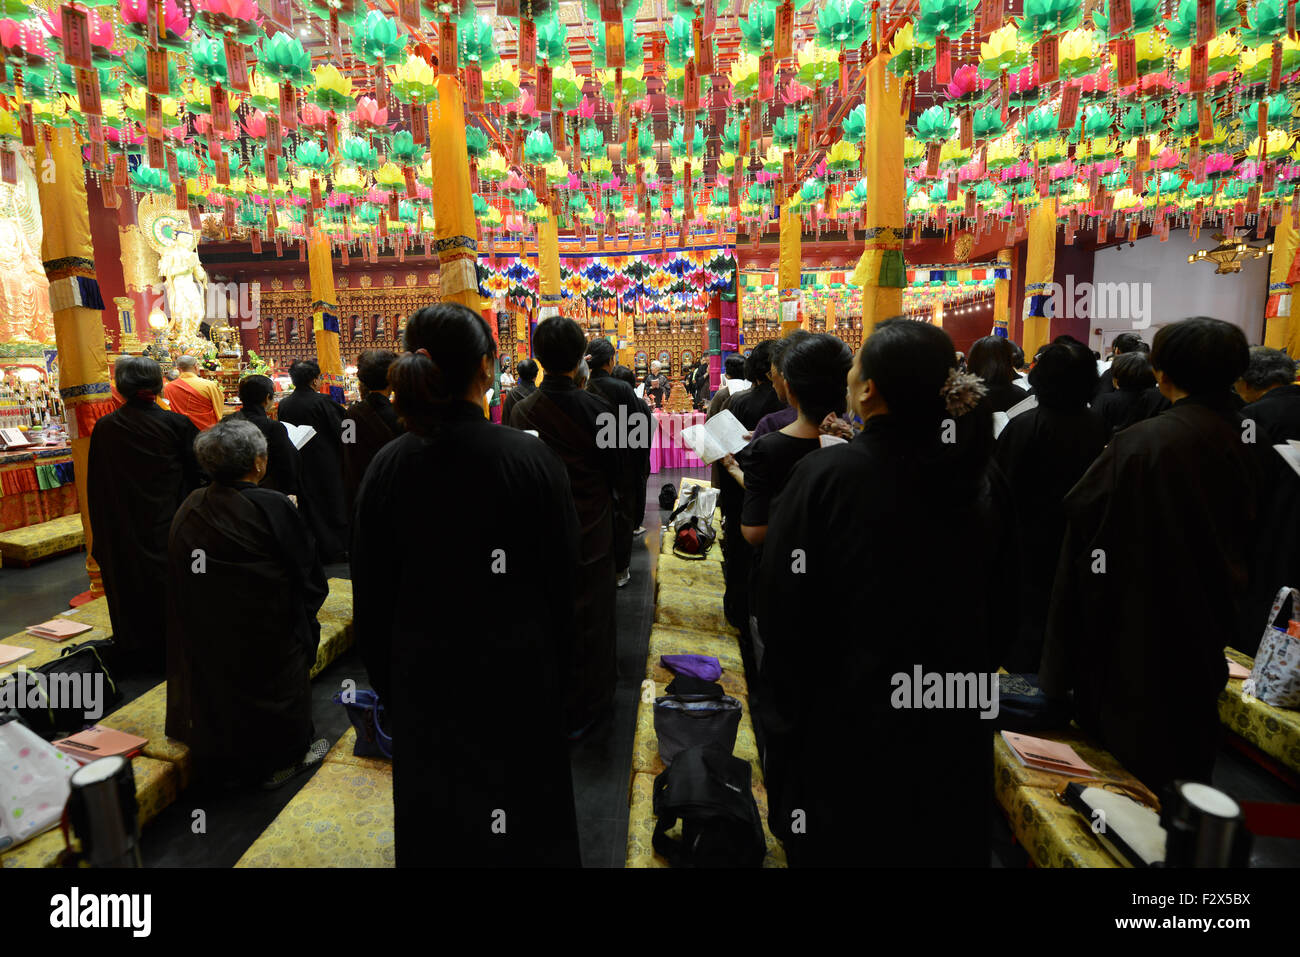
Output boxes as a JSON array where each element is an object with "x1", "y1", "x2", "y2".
[
  {"x1": 1043, "y1": 317, "x2": 1261, "y2": 791},
  {"x1": 230, "y1": 374, "x2": 300, "y2": 496},
  {"x1": 968, "y1": 335, "x2": 1029, "y2": 412},
  {"x1": 757, "y1": 318, "x2": 1014, "y2": 867},
  {"x1": 352, "y1": 303, "x2": 582, "y2": 867}
]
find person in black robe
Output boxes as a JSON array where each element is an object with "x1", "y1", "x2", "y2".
[
  {"x1": 511, "y1": 317, "x2": 619, "y2": 738},
  {"x1": 585, "y1": 338, "x2": 651, "y2": 586},
  {"x1": 757, "y1": 319, "x2": 1014, "y2": 867},
  {"x1": 353, "y1": 303, "x2": 580, "y2": 867},
  {"x1": 613, "y1": 363, "x2": 651, "y2": 532},
  {"x1": 1093, "y1": 332, "x2": 1148, "y2": 400},
  {"x1": 229, "y1": 374, "x2": 300, "y2": 497},
  {"x1": 341, "y1": 349, "x2": 403, "y2": 513},
  {"x1": 1236, "y1": 346, "x2": 1300, "y2": 654},
  {"x1": 718, "y1": 339, "x2": 783, "y2": 634},
  {"x1": 643, "y1": 361, "x2": 671, "y2": 409},
  {"x1": 277, "y1": 359, "x2": 349, "y2": 563},
  {"x1": 994, "y1": 342, "x2": 1108, "y2": 672},
  {"x1": 1042, "y1": 317, "x2": 1260, "y2": 793},
  {"x1": 968, "y1": 335, "x2": 1030, "y2": 412},
  {"x1": 166, "y1": 418, "x2": 327, "y2": 789},
  {"x1": 501, "y1": 357, "x2": 538, "y2": 425},
  {"x1": 1091, "y1": 351, "x2": 1170, "y2": 436},
  {"x1": 87, "y1": 357, "x2": 201, "y2": 673}
]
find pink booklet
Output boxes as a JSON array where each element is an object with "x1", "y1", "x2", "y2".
[
  {"x1": 0, "y1": 644, "x2": 33, "y2": 667},
  {"x1": 25, "y1": 618, "x2": 92, "y2": 641},
  {"x1": 1001, "y1": 731, "x2": 1097, "y2": 777}
]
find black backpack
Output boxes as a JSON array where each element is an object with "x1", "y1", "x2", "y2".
[
  {"x1": 658, "y1": 483, "x2": 678, "y2": 511},
  {"x1": 652, "y1": 745, "x2": 766, "y2": 868}
]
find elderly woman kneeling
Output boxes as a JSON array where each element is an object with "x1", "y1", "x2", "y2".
[{"x1": 165, "y1": 418, "x2": 329, "y2": 790}]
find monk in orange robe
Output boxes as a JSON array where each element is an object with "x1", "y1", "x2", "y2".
[{"x1": 163, "y1": 355, "x2": 226, "y2": 431}]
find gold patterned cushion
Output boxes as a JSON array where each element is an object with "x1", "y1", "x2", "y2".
[
  {"x1": 318, "y1": 578, "x2": 353, "y2": 624},
  {"x1": 0, "y1": 514, "x2": 85, "y2": 563},
  {"x1": 324, "y1": 727, "x2": 394, "y2": 774},
  {"x1": 656, "y1": 552, "x2": 725, "y2": 591},
  {"x1": 1218, "y1": 647, "x2": 1300, "y2": 773},
  {"x1": 624, "y1": 770, "x2": 786, "y2": 868},
  {"x1": 630, "y1": 679, "x2": 760, "y2": 780},
  {"x1": 646, "y1": 625, "x2": 745, "y2": 672},
  {"x1": 0, "y1": 625, "x2": 112, "y2": 684},
  {"x1": 309, "y1": 579, "x2": 354, "y2": 678},
  {"x1": 654, "y1": 584, "x2": 734, "y2": 633},
  {"x1": 999, "y1": 783, "x2": 1122, "y2": 868},
  {"x1": 234, "y1": 763, "x2": 395, "y2": 868},
  {"x1": 0, "y1": 755, "x2": 179, "y2": 869},
  {"x1": 99, "y1": 682, "x2": 193, "y2": 788},
  {"x1": 66, "y1": 596, "x2": 113, "y2": 630}
]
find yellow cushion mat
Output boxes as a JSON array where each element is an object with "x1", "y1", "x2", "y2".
[
  {"x1": 234, "y1": 762, "x2": 395, "y2": 868},
  {"x1": 647, "y1": 624, "x2": 745, "y2": 671},
  {"x1": 654, "y1": 583, "x2": 734, "y2": 634},
  {"x1": 0, "y1": 514, "x2": 85, "y2": 564},
  {"x1": 323, "y1": 727, "x2": 394, "y2": 774},
  {"x1": 656, "y1": 552, "x2": 726, "y2": 591},
  {"x1": 625, "y1": 770, "x2": 786, "y2": 868},
  {"x1": 99, "y1": 682, "x2": 193, "y2": 788},
  {"x1": 1218, "y1": 646, "x2": 1300, "y2": 774},
  {"x1": 999, "y1": 781, "x2": 1122, "y2": 869},
  {"x1": 0, "y1": 755, "x2": 178, "y2": 869}
]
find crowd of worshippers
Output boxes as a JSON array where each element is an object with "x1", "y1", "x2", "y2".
[{"x1": 84, "y1": 304, "x2": 1299, "y2": 867}]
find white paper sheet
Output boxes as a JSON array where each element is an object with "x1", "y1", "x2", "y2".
[
  {"x1": 1005, "y1": 394, "x2": 1038, "y2": 420},
  {"x1": 681, "y1": 409, "x2": 751, "y2": 464},
  {"x1": 1276, "y1": 443, "x2": 1300, "y2": 479},
  {"x1": 992, "y1": 411, "x2": 1010, "y2": 439},
  {"x1": 284, "y1": 423, "x2": 317, "y2": 450}
]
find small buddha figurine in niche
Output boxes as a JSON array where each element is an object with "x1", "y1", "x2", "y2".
[
  {"x1": 287, "y1": 316, "x2": 300, "y2": 342},
  {"x1": 374, "y1": 313, "x2": 386, "y2": 339},
  {"x1": 351, "y1": 314, "x2": 363, "y2": 340},
  {"x1": 392, "y1": 313, "x2": 404, "y2": 343},
  {"x1": 267, "y1": 317, "x2": 279, "y2": 343}
]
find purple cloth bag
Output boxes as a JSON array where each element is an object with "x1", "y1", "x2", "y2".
[{"x1": 659, "y1": 654, "x2": 722, "y2": 682}]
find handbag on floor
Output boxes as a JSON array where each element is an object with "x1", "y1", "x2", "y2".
[
  {"x1": 0, "y1": 711, "x2": 79, "y2": 852},
  {"x1": 1243, "y1": 586, "x2": 1300, "y2": 708},
  {"x1": 654, "y1": 688, "x2": 741, "y2": 765},
  {"x1": 14, "y1": 638, "x2": 121, "y2": 739},
  {"x1": 332, "y1": 689, "x2": 392, "y2": 758},
  {"x1": 651, "y1": 745, "x2": 765, "y2": 868}
]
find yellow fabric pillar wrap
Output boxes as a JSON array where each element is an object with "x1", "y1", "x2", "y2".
[
  {"x1": 307, "y1": 229, "x2": 344, "y2": 403},
  {"x1": 993, "y1": 247, "x2": 1013, "y2": 334},
  {"x1": 429, "y1": 76, "x2": 481, "y2": 315},
  {"x1": 538, "y1": 211, "x2": 562, "y2": 320},
  {"x1": 1265, "y1": 210, "x2": 1298, "y2": 349},
  {"x1": 850, "y1": 54, "x2": 904, "y2": 336},
  {"x1": 779, "y1": 206, "x2": 802, "y2": 329},
  {"x1": 37, "y1": 126, "x2": 111, "y2": 596},
  {"x1": 932, "y1": 300, "x2": 943, "y2": 327},
  {"x1": 1021, "y1": 198, "x2": 1057, "y2": 356}
]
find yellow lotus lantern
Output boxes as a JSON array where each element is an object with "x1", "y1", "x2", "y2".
[
  {"x1": 1249, "y1": 129, "x2": 1295, "y2": 161},
  {"x1": 374, "y1": 161, "x2": 405, "y2": 190},
  {"x1": 586, "y1": 156, "x2": 613, "y2": 178},
  {"x1": 291, "y1": 169, "x2": 314, "y2": 196},
  {"x1": 903, "y1": 137, "x2": 926, "y2": 165},
  {"x1": 123, "y1": 87, "x2": 180, "y2": 123},
  {"x1": 729, "y1": 52, "x2": 760, "y2": 93},
  {"x1": 1112, "y1": 31, "x2": 1167, "y2": 75},
  {"x1": 763, "y1": 144, "x2": 785, "y2": 172},
  {"x1": 891, "y1": 21, "x2": 926, "y2": 60},
  {"x1": 1033, "y1": 137, "x2": 1068, "y2": 165},
  {"x1": 718, "y1": 150, "x2": 740, "y2": 173},
  {"x1": 1112, "y1": 188, "x2": 1141, "y2": 212},
  {"x1": 389, "y1": 53, "x2": 437, "y2": 103},
  {"x1": 479, "y1": 149, "x2": 509, "y2": 182},
  {"x1": 979, "y1": 23, "x2": 1024, "y2": 68},
  {"x1": 1058, "y1": 28, "x2": 1095, "y2": 72},
  {"x1": 0, "y1": 109, "x2": 17, "y2": 140},
  {"x1": 333, "y1": 167, "x2": 368, "y2": 194},
  {"x1": 939, "y1": 138, "x2": 970, "y2": 166},
  {"x1": 797, "y1": 42, "x2": 838, "y2": 80},
  {"x1": 418, "y1": 157, "x2": 433, "y2": 186},
  {"x1": 1175, "y1": 34, "x2": 1239, "y2": 73},
  {"x1": 907, "y1": 191, "x2": 930, "y2": 214},
  {"x1": 1121, "y1": 134, "x2": 1163, "y2": 162},
  {"x1": 544, "y1": 157, "x2": 569, "y2": 185},
  {"x1": 984, "y1": 135, "x2": 1020, "y2": 168},
  {"x1": 312, "y1": 64, "x2": 354, "y2": 106}
]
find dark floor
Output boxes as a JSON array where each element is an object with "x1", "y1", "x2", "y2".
[{"x1": 5, "y1": 468, "x2": 1299, "y2": 867}]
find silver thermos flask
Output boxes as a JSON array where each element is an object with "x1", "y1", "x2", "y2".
[{"x1": 67, "y1": 756, "x2": 142, "y2": 867}]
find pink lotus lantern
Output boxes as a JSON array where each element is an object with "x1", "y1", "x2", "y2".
[
  {"x1": 43, "y1": 8, "x2": 118, "y2": 58},
  {"x1": 1153, "y1": 148, "x2": 1180, "y2": 171},
  {"x1": 351, "y1": 96, "x2": 393, "y2": 133},
  {"x1": 781, "y1": 78, "x2": 813, "y2": 106},
  {"x1": 625, "y1": 210, "x2": 643, "y2": 229},
  {"x1": 299, "y1": 102, "x2": 328, "y2": 128},
  {"x1": 577, "y1": 95, "x2": 597, "y2": 121},
  {"x1": 242, "y1": 109, "x2": 268, "y2": 138},
  {"x1": 504, "y1": 213, "x2": 526, "y2": 232},
  {"x1": 0, "y1": 18, "x2": 51, "y2": 63},
  {"x1": 502, "y1": 170, "x2": 528, "y2": 191},
  {"x1": 193, "y1": 113, "x2": 239, "y2": 139},
  {"x1": 1205, "y1": 152, "x2": 1235, "y2": 177},
  {"x1": 119, "y1": 0, "x2": 189, "y2": 39},
  {"x1": 945, "y1": 64, "x2": 987, "y2": 103}
]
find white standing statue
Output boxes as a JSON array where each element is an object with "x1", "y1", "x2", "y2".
[{"x1": 143, "y1": 210, "x2": 208, "y2": 348}]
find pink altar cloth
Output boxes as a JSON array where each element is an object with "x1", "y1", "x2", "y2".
[{"x1": 649, "y1": 410, "x2": 707, "y2": 473}]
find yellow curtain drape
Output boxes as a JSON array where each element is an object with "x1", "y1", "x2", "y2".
[
  {"x1": 1265, "y1": 209, "x2": 1298, "y2": 350},
  {"x1": 849, "y1": 54, "x2": 905, "y2": 335},
  {"x1": 992, "y1": 247, "x2": 1013, "y2": 336},
  {"x1": 307, "y1": 228, "x2": 344, "y2": 402},
  {"x1": 37, "y1": 126, "x2": 111, "y2": 596},
  {"x1": 429, "y1": 75, "x2": 480, "y2": 314},
  {"x1": 1021, "y1": 198, "x2": 1057, "y2": 357}
]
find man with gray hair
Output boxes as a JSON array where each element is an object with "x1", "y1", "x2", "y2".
[
  {"x1": 166, "y1": 417, "x2": 329, "y2": 789},
  {"x1": 162, "y1": 354, "x2": 226, "y2": 431},
  {"x1": 1238, "y1": 346, "x2": 1300, "y2": 655}
]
